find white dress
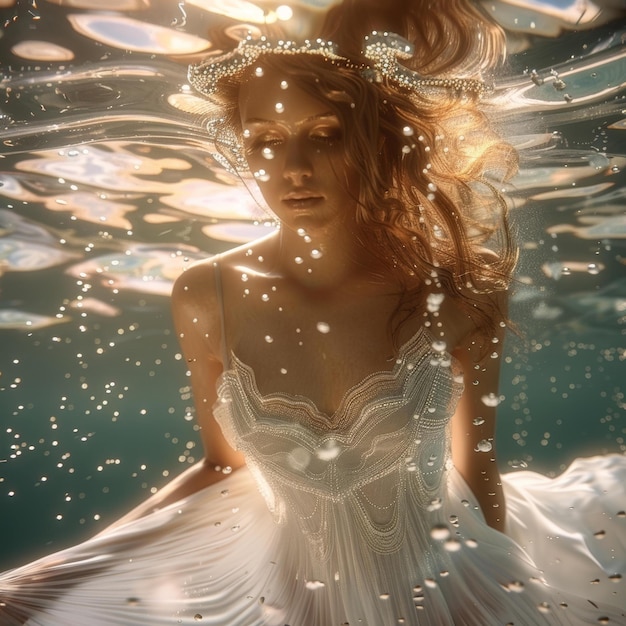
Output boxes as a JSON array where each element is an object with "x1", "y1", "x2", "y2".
[{"x1": 1, "y1": 327, "x2": 624, "y2": 625}]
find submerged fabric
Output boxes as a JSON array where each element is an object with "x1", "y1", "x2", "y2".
[{"x1": 1, "y1": 329, "x2": 624, "y2": 625}]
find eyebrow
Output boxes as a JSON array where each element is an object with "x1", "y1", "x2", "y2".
[{"x1": 243, "y1": 112, "x2": 338, "y2": 126}]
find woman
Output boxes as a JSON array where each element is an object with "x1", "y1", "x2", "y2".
[{"x1": 2, "y1": 4, "x2": 625, "y2": 625}]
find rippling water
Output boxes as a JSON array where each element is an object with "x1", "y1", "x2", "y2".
[{"x1": 0, "y1": 1, "x2": 624, "y2": 570}]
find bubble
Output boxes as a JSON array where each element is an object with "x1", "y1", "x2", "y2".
[
  {"x1": 316, "y1": 439, "x2": 340, "y2": 461},
  {"x1": 294, "y1": 256, "x2": 303, "y2": 264},
  {"x1": 593, "y1": 530, "x2": 606, "y2": 539},
  {"x1": 274, "y1": 102, "x2": 284, "y2": 113},
  {"x1": 472, "y1": 417, "x2": 485, "y2": 426},
  {"x1": 262, "y1": 147, "x2": 275, "y2": 160},
  {"x1": 427, "y1": 498, "x2": 443, "y2": 511},
  {"x1": 276, "y1": 6, "x2": 293, "y2": 21},
  {"x1": 194, "y1": 614, "x2": 203, "y2": 621},
  {"x1": 475, "y1": 439, "x2": 493, "y2": 453},
  {"x1": 506, "y1": 580, "x2": 525, "y2": 593},
  {"x1": 481, "y1": 393, "x2": 501, "y2": 407},
  {"x1": 379, "y1": 593, "x2": 390, "y2": 600},
  {"x1": 280, "y1": 80, "x2": 289, "y2": 89},
  {"x1": 264, "y1": 335, "x2": 273, "y2": 343},
  {"x1": 444, "y1": 539, "x2": 461, "y2": 552},
  {"x1": 430, "y1": 524, "x2": 451, "y2": 541},
  {"x1": 316, "y1": 322, "x2": 331, "y2": 334},
  {"x1": 305, "y1": 580, "x2": 325, "y2": 590},
  {"x1": 254, "y1": 169, "x2": 270, "y2": 182},
  {"x1": 587, "y1": 263, "x2": 600, "y2": 275},
  {"x1": 310, "y1": 249, "x2": 323, "y2": 259},
  {"x1": 402, "y1": 125, "x2": 414, "y2": 136},
  {"x1": 427, "y1": 182, "x2": 437, "y2": 192},
  {"x1": 538, "y1": 602, "x2": 551, "y2": 614},
  {"x1": 431, "y1": 340, "x2": 446, "y2": 352},
  {"x1": 261, "y1": 294, "x2": 270, "y2": 302},
  {"x1": 426, "y1": 292, "x2": 444, "y2": 313},
  {"x1": 288, "y1": 447, "x2": 311, "y2": 471},
  {"x1": 508, "y1": 459, "x2": 528, "y2": 469},
  {"x1": 254, "y1": 67, "x2": 264, "y2": 77}
]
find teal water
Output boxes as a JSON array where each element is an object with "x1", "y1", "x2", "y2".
[{"x1": 0, "y1": 2, "x2": 624, "y2": 571}]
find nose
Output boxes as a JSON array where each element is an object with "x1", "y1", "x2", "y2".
[{"x1": 282, "y1": 139, "x2": 312, "y2": 184}]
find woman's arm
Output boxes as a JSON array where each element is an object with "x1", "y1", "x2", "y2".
[
  {"x1": 449, "y1": 290, "x2": 508, "y2": 532},
  {"x1": 97, "y1": 261, "x2": 245, "y2": 534}
]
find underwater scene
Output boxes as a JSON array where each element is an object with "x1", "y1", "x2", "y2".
[{"x1": 0, "y1": 0, "x2": 624, "y2": 573}]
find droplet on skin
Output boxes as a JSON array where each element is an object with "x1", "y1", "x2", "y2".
[
  {"x1": 475, "y1": 439, "x2": 493, "y2": 453},
  {"x1": 262, "y1": 147, "x2": 274, "y2": 160},
  {"x1": 316, "y1": 321, "x2": 330, "y2": 334}
]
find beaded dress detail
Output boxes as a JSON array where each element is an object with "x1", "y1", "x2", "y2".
[{"x1": 1, "y1": 327, "x2": 625, "y2": 624}]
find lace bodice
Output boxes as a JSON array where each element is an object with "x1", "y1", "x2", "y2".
[{"x1": 214, "y1": 327, "x2": 463, "y2": 559}]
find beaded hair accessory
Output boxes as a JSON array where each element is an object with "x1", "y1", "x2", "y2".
[
  {"x1": 188, "y1": 31, "x2": 487, "y2": 99},
  {"x1": 187, "y1": 31, "x2": 486, "y2": 173}
]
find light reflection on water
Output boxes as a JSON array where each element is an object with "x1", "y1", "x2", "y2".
[{"x1": 0, "y1": 1, "x2": 625, "y2": 570}]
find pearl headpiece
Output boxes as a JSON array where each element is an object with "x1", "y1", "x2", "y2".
[
  {"x1": 186, "y1": 31, "x2": 487, "y2": 174},
  {"x1": 188, "y1": 31, "x2": 487, "y2": 100}
]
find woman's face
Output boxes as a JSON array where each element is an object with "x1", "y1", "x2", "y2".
[{"x1": 238, "y1": 66, "x2": 360, "y2": 234}]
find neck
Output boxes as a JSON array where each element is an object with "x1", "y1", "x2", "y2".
[{"x1": 275, "y1": 223, "x2": 384, "y2": 291}]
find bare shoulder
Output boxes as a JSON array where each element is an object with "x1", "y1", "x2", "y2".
[{"x1": 172, "y1": 233, "x2": 276, "y2": 300}]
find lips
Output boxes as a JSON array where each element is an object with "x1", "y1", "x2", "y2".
[
  {"x1": 283, "y1": 190, "x2": 323, "y2": 201},
  {"x1": 282, "y1": 190, "x2": 324, "y2": 208}
]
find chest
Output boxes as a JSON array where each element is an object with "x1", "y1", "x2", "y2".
[{"x1": 227, "y1": 289, "x2": 420, "y2": 416}]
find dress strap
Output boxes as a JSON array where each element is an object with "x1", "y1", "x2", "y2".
[{"x1": 212, "y1": 257, "x2": 230, "y2": 368}]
